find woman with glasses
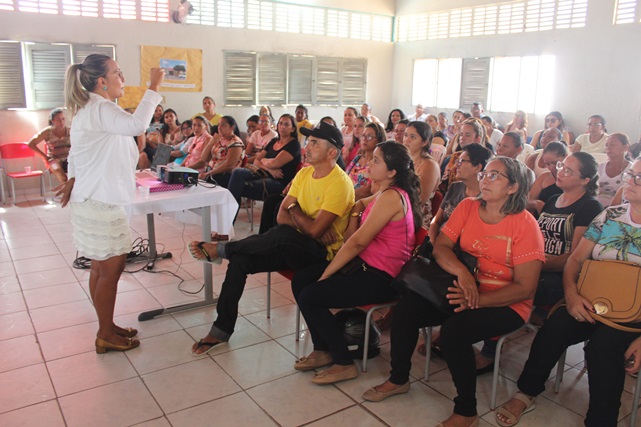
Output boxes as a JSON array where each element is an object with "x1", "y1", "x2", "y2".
[
  {"x1": 571, "y1": 114, "x2": 608, "y2": 154},
  {"x1": 169, "y1": 119, "x2": 194, "y2": 166},
  {"x1": 58, "y1": 54, "x2": 165, "y2": 353},
  {"x1": 496, "y1": 159, "x2": 641, "y2": 427},
  {"x1": 596, "y1": 133, "x2": 632, "y2": 206},
  {"x1": 346, "y1": 122, "x2": 384, "y2": 200},
  {"x1": 505, "y1": 110, "x2": 529, "y2": 140},
  {"x1": 529, "y1": 111, "x2": 574, "y2": 149},
  {"x1": 365, "y1": 157, "x2": 544, "y2": 427},
  {"x1": 403, "y1": 121, "x2": 441, "y2": 227},
  {"x1": 245, "y1": 113, "x2": 277, "y2": 164}
]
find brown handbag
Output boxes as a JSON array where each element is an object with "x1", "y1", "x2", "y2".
[{"x1": 576, "y1": 259, "x2": 641, "y2": 332}]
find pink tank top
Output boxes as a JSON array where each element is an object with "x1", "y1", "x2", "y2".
[{"x1": 360, "y1": 188, "x2": 416, "y2": 277}]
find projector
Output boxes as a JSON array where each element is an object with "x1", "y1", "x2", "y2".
[{"x1": 158, "y1": 166, "x2": 199, "y2": 186}]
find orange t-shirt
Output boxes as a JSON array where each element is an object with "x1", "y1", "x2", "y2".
[{"x1": 441, "y1": 198, "x2": 545, "y2": 321}]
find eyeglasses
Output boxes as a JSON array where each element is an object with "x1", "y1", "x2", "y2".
[
  {"x1": 363, "y1": 134, "x2": 378, "y2": 141},
  {"x1": 622, "y1": 172, "x2": 641, "y2": 186},
  {"x1": 258, "y1": 120, "x2": 270, "y2": 124},
  {"x1": 477, "y1": 170, "x2": 508, "y2": 182},
  {"x1": 457, "y1": 158, "x2": 473, "y2": 166},
  {"x1": 545, "y1": 118, "x2": 558, "y2": 123},
  {"x1": 556, "y1": 161, "x2": 576, "y2": 177},
  {"x1": 181, "y1": 126, "x2": 192, "y2": 131},
  {"x1": 107, "y1": 69, "x2": 124, "y2": 80}
]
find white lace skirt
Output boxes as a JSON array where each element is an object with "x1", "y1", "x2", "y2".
[{"x1": 70, "y1": 199, "x2": 132, "y2": 261}]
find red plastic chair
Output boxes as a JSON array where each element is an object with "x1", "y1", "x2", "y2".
[{"x1": 0, "y1": 143, "x2": 47, "y2": 205}]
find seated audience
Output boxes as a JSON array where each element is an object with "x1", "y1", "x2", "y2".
[
  {"x1": 386, "y1": 108, "x2": 406, "y2": 140},
  {"x1": 525, "y1": 127, "x2": 563, "y2": 177},
  {"x1": 259, "y1": 105, "x2": 275, "y2": 127},
  {"x1": 481, "y1": 115, "x2": 503, "y2": 150},
  {"x1": 596, "y1": 133, "x2": 632, "y2": 206},
  {"x1": 530, "y1": 111, "x2": 574, "y2": 148},
  {"x1": 438, "y1": 112, "x2": 455, "y2": 140},
  {"x1": 394, "y1": 119, "x2": 409, "y2": 144},
  {"x1": 141, "y1": 104, "x2": 164, "y2": 162},
  {"x1": 226, "y1": 114, "x2": 301, "y2": 217},
  {"x1": 160, "y1": 108, "x2": 181, "y2": 144},
  {"x1": 194, "y1": 96, "x2": 222, "y2": 126},
  {"x1": 408, "y1": 103, "x2": 427, "y2": 121},
  {"x1": 169, "y1": 119, "x2": 194, "y2": 165},
  {"x1": 346, "y1": 122, "x2": 385, "y2": 200},
  {"x1": 496, "y1": 157, "x2": 641, "y2": 427},
  {"x1": 340, "y1": 107, "x2": 359, "y2": 160},
  {"x1": 187, "y1": 121, "x2": 354, "y2": 354},
  {"x1": 245, "y1": 114, "x2": 277, "y2": 164},
  {"x1": 470, "y1": 101, "x2": 484, "y2": 118},
  {"x1": 295, "y1": 104, "x2": 314, "y2": 145},
  {"x1": 244, "y1": 115, "x2": 259, "y2": 146},
  {"x1": 496, "y1": 131, "x2": 533, "y2": 164},
  {"x1": 365, "y1": 157, "x2": 544, "y2": 427},
  {"x1": 344, "y1": 115, "x2": 368, "y2": 165},
  {"x1": 291, "y1": 141, "x2": 421, "y2": 385},
  {"x1": 199, "y1": 116, "x2": 245, "y2": 187},
  {"x1": 361, "y1": 103, "x2": 382, "y2": 125},
  {"x1": 571, "y1": 114, "x2": 608, "y2": 154},
  {"x1": 504, "y1": 110, "x2": 528, "y2": 139},
  {"x1": 28, "y1": 107, "x2": 71, "y2": 183},
  {"x1": 182, "y1": 115, "x2": 214, "y2": 173},
  {"x1": 403, "y1": 121, "x2": 441, "y2": 228},
  {"x1": 527, "y1": 142, "x2": 569, "y2": 213},
  {"x1": 426, "y1": 114, "x2": 449, "y2": 146}
]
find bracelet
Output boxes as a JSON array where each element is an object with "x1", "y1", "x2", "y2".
[
  {"x1": 286, "y1": 202, "x2": 298, "y2": 211},
  {"x1": 351, "y1": 211, "x2": 363, "y2": 218}
]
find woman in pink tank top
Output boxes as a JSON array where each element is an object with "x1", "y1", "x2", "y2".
[{"x1": 291, "y1": 141, "x2": 422, "y2": 385}]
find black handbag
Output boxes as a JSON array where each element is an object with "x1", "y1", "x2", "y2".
[{"x1": 391, "y1": 239, "x2": 477, "y2": 315}]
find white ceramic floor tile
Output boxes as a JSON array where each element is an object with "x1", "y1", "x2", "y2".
[
  {"x1": 114, "y1": 311, "x2": 184, "y2": 339},
  {"x1": 213, "y1": 340, "x2": 297, "y2": 389},
  {"x1": 29, "y1": 299, "x2": 96, "y2": 333},
  {"x1": 18, "y1": 266, "x2": 79, "y2": 290},
  {"x1": 167, "y1": 392, "x2": 277, "y2": 427},
  {"x1": 37, "y1": 321, "x2": 99, "y2": 361},
  {"x1": 481, "y1": 394, "x2": 587, "y2": 426},
  {"x1": 171, "y1": 305, "x2": 218, "y2": 329},
  {"x1": 244, "y1": 303, "x2": 304, "y2": 339},
  {"x1": 9, "y1": 243, "x2": 61, "y2": 261},
  {"x1": 13, "y1": 254, "x2": 66, "y2": 275},
  {"x1": 23, "y1": 282, "x2": 88, "y2": 310},
  {"x1": 0, "y1": 291, "x2": 26, "y2": 315},
  {"x1": 145, "y1": 281, "x2": 205, "y2": 306},
  {"x1": 130, "y1": 417, "x2": 172, "y2": 427},
  {"x1": 112, "y1": 288, "x2": 162, "y2": 317},
  {"x1": 125, "y1": 330, "x2": 204, "y2": 375},
  {"x1": 0, "y1": 275, "x2": 21, "y2": 295},
  {"x1": 247, "y1": 371, "x2": 355, "y2": 427},
  {"x1": 0, "y1": 334, "x2": 43, "y2": 373},
  {"x1": 0, "y1": 310, "x2": 35, "y2": 340},
  {"x1": 0, "y1": 401, "x2": 65, "y2": 427},
  {"x1": 47, "y1": 351, "x2": 138, "y2": 396},
  {"x1": 0, "y1": 261, "x2": 16, "y2": 278},
  {"x1": 306, "y1": 405, "x2": 386, "y2": 427},
  {"x1": 0, "y1": 363, "x2": 56, "y2": 414},
  {"x1": 58, "y1": 377, "x2": 162, "y2": 427},
  {"x1": 142, "y1": 358, "x2": 241, "y2": 414}
]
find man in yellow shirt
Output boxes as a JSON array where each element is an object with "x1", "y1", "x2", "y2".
[{"x1": 189, "y1": 121, "x2": 355, "y2": 354}]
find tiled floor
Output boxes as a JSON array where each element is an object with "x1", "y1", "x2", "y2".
[{"x1": 1, "y1": 189, "x2": 639, "y2": 427}]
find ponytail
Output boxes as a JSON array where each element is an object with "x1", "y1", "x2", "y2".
[{"x1": 64, "y1": 54, "x2": 111, "y2": 116}]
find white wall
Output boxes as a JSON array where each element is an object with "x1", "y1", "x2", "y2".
[
  {"x1": 392, "y1": 0, "x2": 641, "y2": 142},
  {"x1": 0, "y1": 6, "x2": 395, "y2": 147}
]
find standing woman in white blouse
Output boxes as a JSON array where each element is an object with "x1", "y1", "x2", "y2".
[{"x1": 57, "y1": 54, "x2": 165, "y2": 354}]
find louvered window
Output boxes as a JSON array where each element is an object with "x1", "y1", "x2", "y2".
[
  {"x1": 26, "y1": 43, "x2": 70, "y2": 109},
  {"x1": 460, "y1": 58, "x2": 490, "y2": 110},
  {"x1": 140, "y1": 0, "x2": 169, "y2": 22},
  {"x1": 614, "y1": 0, "x2": 638, "y2": 24},
  {"x1": 287, "y1": 56, "x2": 313, "y2": 105},
  {"x1": 0, "y1": 42, "x2": 26, "y2": 109},
  {"x1": 61, "y1": 0, "x2": 98, "y2": 17},
  {"x1": 18, "y1": 0, "x2": 58, "y2": 14},
  {"x1": 258, "y1": 54, "x2": 286, "y2": 105},
  {"x1": 72, "y1": 44, "x2": 115, "y2": 64},
  {"x1": 342, "y1": 59, "x2": 366, "y2": 105},
  {"x1": 224, "y1": 52, "x2": 255, "y2": 106},
  {"x1": 0, "y1": 0, "x2": 14, "y2": 11},
  {"x1": 102, "y1": 0, "x2": 136, "y2": 19},
  {"x1": 316, "y1": 58, "x2": 340, "y2": 105}
]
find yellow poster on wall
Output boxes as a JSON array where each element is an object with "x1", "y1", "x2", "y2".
[{"x1": 140, "y1": 45, "x2": 202, "y2": 92}]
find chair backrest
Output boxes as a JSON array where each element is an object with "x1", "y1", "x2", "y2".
[
  {"x1": 431, "y1": 191, "x2": 444, "y2": 216},
  {"x1": 415, "y1": 226, "x2": 429, "y2": 248},
  {"x1": 0, "y1": 143, "x2": 35, "y2": 160}
]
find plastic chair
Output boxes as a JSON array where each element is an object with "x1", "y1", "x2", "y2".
[
  {"x1": 0, "y1": 143, "x2": 47, "y2": 205},
  {"x1": 553, "y1": 344, "x2": 641, "y2": 427},
  {"x1": 422, "y1": 322, "x2": 531, "y2": 410}
]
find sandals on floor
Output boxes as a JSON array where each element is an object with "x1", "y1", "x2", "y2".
[
  {"x1": 191, "y1": 339, "x2": 226, "y2": 356},
  {"x1": 189, "y1": 242, "x2": 222, "y2": 265},
  {"x1": 496, "y1": 392, "x2": 536, "y2": 427}
]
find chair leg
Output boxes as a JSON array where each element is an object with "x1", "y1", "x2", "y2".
[
  {"x1": 491, "y1": 335, "x2": 509, "y2": 410},
  {"x1": 295, "y1": 306, "x2": 301, "y2": 341},
  {"x1": 424, "y1": 326, "x2": 432, "y2": 381},
  {"x1": 250, "y1": 201, "x2": 254, "y2": 232},
  {"x1": 553, "y1": 349, "x2": 567, "y2": 393},
  {"x1": 10, "y1": 180, "x2": 16, "y2": 205},
  {"x1": 362, "y1": 308, "x2": 376, "y2": 373},
  {"x1": 266, "y1": 272, "x2": 271, "y2": 319},
  {"x1": 631, "y1": 373, "x2": 641, "y2": 427}
]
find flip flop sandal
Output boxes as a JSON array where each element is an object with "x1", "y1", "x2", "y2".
[
  {"x1": 496, "y1": 392, "x2": 536, "y2": 427},
  {"x1": 191, "y1": 339, "x2": 226, "y2": 356},
  {"x1": 189, "y1": 242, "x2": 222, "y2": 265}
]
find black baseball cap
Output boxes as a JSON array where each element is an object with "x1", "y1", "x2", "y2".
[{"x1": 300, "y1": 121, "x2": 344, "y2": 149}]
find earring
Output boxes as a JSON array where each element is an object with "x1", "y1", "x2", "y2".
[{"x1": 102, "y1": 86, "x2": 107, "y2": 91}]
